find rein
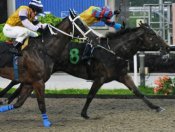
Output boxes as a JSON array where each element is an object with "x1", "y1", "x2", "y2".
[{"x1": 47, "y1": 15, "x2": 93, "y2": 41}]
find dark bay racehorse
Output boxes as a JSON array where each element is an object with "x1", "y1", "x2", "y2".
[
  {"x1": 0, "y1": 23, "x2": 170, "y2": 120},
  {"x1": 0, "y1": 11, "x2": 98, "y2": 127}
]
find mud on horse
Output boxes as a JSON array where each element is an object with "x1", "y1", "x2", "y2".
[
  {"x1": 1, "y1": 21, "x2": 170, "y2": 120},
  {"x1": 0, "y1": 10, "x2": 98, "y2": 127}
]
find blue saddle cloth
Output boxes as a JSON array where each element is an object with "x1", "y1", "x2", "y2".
[{"x1": 0, "y1": 42, "x2": 14, "y2": 67}]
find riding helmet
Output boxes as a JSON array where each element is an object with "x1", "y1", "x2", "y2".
[{"x1": 29, "y1": 0, "x2": 43, "y2": 14}]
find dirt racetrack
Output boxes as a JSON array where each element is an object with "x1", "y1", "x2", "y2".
[{"x1": 0, "y1": 98, "x2": 175, "y2": 132}]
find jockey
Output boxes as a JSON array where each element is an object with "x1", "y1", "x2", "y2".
[
  {"x1": 80, "y1": 6, "x2": 121, "y2": 60},
  {"x1": 3, "y1": 0, "x2": 47, "y2": 55},
  {"x1": 80, "y1": 6, "x2": 121, "y2": 31}
]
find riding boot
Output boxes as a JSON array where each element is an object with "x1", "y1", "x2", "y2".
[
  {"x1": 9, "y1": 41, "x2": 22, "y2": 56},
  {"x1": 82, "y1": 44, "x2": 92, "y2": 60}
]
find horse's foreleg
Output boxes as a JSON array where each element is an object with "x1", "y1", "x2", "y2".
[
  {"x1": 81, "y1": 80, "x2": 103, "y2": 119},
  {"x1": 33, "y1": 80, "x2": 51, "y2": 128},
  {"x1": 120, "y1": 74, "x2": 164, "y2": 112}
]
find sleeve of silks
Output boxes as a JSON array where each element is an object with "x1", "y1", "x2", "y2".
[
  {"x1": 102, "y1": 18, "x2": 115, "y2": 26},
  {"x1": 32, "y1": 16, "x2": 47, "y2": 29},
  {"x1": 92, "y1": 7, "x2": 103, "y2": 18},
  {"x1": 19, "y1": 9, "x2": 39, "y2": 31},
  {"x1": 102, "y1": 19, "x2": 121, "y2": 30},
  {"x1": 21, "y1": 19, "x2": 39, "y2": 31}
]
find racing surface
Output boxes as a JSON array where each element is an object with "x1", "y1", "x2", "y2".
[{"x1": 0, "y1": 98, "x2": 175, "y2": 132}]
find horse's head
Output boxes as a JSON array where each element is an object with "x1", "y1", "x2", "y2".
[{"x1": 138, "y1": 23, "x2": 170, "y2": 55}]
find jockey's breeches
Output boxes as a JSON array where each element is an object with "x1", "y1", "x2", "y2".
[{"x1": 3, "y1": 24, "x2": 38, "y2": 43}]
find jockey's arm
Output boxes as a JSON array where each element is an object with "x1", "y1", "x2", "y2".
[
  {"x1": 19, "y1": 9, "x2": 40, "y2": 31},
  {"x1": 102, "y1": 18, "x2": 121, "y2": 30},
  {"x1": 32, "y1": 18, "x2": 47, "y2": 29}
]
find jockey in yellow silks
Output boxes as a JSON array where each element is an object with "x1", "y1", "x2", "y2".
[
  {"x1": 3, "y1": 0, "x2": 47, "y2": 55},
  {"x1": 80, "y1": 6, "x2": 121, "y2": 30}
]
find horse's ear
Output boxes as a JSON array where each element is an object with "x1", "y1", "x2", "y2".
[
  {"x1": 136, "y1": 28, "x2": 144, "y2": 36},
  {"x1": 72, "y1": 9, "x2": 77, "y2": 16},
  {"x1": 139, "y1": 21, "x2": 143, "y2": 26},
  {"x1": 69, "y1": 9, "x2": 74, "y2": 19}
]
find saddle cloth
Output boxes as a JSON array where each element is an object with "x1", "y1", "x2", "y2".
[{"x1": 68, "y1": 41, "x2": 86, "y2": 64}]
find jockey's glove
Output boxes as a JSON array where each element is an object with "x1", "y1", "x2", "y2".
[
  {"x1": 41, "y1": 23, "x2": 48, "y2": 29},
  {"x1": 37, "y1": 27, "x2": 45, "y2": 34}
]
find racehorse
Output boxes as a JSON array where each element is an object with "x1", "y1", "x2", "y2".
[
  {"x1": 0, "y1": 10, "x2": 97, "y2": 127},
  {"x1": 0, "y1": 22, "x2": 170, "y2": 120}
]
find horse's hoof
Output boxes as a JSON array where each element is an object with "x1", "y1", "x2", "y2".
[
  {"x1": 156, "y1": 107, "x2": 165, "y2": 112},
  {"x1": 81, "y1": 113, "x2": 90, "y2": 119},
  {"x1": 43, "y1": 120, "x2": 52, "y2": 128}
]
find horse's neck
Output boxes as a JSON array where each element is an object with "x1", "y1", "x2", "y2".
[
  {"x1": 108, "y1": 32, "x2": 142, "y2": 59},
  {"x1": 43, "y1": 18, "x2": 72, "y2": 59}
]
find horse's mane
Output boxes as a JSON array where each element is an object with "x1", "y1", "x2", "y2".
[
  {"x1": 105, "y1": 27, "x2": 139, "y2": 39},
  {"x1": 36, "y1": 17, "x2": 67, "y2": 39},
  {"x1": 27, "y1": 17, "x2": 69, "y2": 49}
]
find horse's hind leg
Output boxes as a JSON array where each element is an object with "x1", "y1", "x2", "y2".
[
  {"x1": 7, "y1": 84, "x2": 23, "y2": 104},
  {"x1": 119, "y1": 74, "x2": 164, "y2": 112},
  {"x1": 33, "y1": 80, "x2": 51, "y2": 127},
  {"x1": 0, "y1": 80, "x2": 19, "y2": 97},
  {"x1": 0, "y1": 85, "x2": 22, "y2": 105},
  {"x1": 0, "y1": 81, "x2": 19, "y2": 105},
  {"x1": 81, "y1": 80, "x2": 103, "y2": 119},
  {"x1": 0, "y1": 84, "x2": 32, "y2": 113},
  {"x1": 13, "y1": 84, "x2": 33, "y2": 108}
]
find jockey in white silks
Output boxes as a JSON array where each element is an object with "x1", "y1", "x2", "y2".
[{"x1": 3, "y1": 0, "x2": 47, "y2": 55}]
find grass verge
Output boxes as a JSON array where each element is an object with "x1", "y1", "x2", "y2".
[{"x1": 0, "y1": 86, "x2": 155, "y2": 95}]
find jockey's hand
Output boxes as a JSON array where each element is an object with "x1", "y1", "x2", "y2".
[
  {"x1": 37, "y1": 28, "x2": 45, "y2": 34},
  {"x1": 41, "y1": 23, "x2": 48, "y2": 29}
]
